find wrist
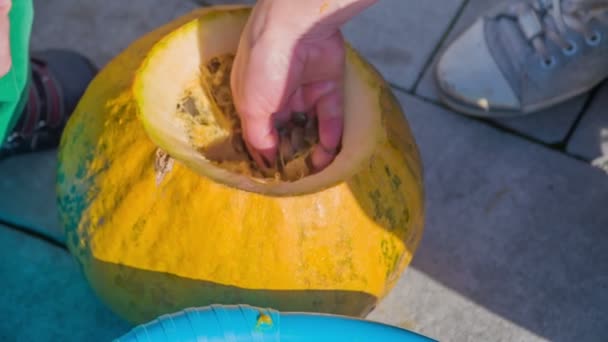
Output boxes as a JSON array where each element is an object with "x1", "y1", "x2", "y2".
[{"x1": 261, "y1": 0, "x2": 377, "y2": 40}]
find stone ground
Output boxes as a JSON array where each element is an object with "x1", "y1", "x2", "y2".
[{"x1": 1, "y1": 0, "x2": 607, "y2": 341}]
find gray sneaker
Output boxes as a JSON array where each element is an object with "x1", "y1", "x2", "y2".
[{"x1": 435, "y1": 0, "x2": 608, "y2": 117}]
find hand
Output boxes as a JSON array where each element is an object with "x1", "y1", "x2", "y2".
[
  {"x1": 231, "y1": 0, "x2": 377, "y2": 172},
  {"x1": 0, "y1": 0, "x2": 11, "y2": 77}
]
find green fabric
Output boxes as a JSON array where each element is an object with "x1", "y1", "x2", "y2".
[{"x1": 0, "y1": 0, "x2": 33, "y2": 144}]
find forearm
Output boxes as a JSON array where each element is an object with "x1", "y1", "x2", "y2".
[
  {"x1": 260, "y1": 0, "x2": 378, "y2": 39},
  {"x1": 294, "y1": 0, "x2": 378, "y2": 27}
]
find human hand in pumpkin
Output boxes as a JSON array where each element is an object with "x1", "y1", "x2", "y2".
[
  {"x1": 0, "y1": 0, "x2": 11, "y2": 77},
  {"x1": 231, "y1": 0, "x2": 377, "y2": 171}
]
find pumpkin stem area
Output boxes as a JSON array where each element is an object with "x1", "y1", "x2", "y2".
[{"x1": 175, "y1": 54, "x2": 323, "y2": 182}]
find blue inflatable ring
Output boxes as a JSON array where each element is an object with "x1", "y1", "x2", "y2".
[{"x1": 114, "y1": 304, "x2": 436, "y2": 341}]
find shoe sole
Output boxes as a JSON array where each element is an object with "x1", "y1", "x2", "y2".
[{"x1": 434, "y1": 66, "x2": 600, "y2": 119}]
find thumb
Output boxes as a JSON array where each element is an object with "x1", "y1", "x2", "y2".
[
  {"x1": 0, "y1": 0, "x2": 11, "y2": 77},
  {"x1": 241, "y1": 113, "x2": 279, "y2": 169},
  {"x1": 232, "y1": 35, "x2": 300, "y2": 167}
]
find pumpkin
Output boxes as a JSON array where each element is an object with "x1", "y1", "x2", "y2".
[{"x1": 56, "y1": 5, "x2": 425, "y2": 325}]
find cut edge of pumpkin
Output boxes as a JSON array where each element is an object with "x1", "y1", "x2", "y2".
[{"x1": 133, "y1": 7, "x2": 383, "y2": 196}]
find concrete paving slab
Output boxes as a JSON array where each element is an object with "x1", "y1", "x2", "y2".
[
  {"x1": 2, "y1": 87, "x2": 606, "y2": 342},
  {"x1": 567, "y1": 81, "x2": 608, "y2": 163},
  {"x1": 369, "y1": 269, "x2": 545, "y2": 342},
  {"x1": 0, "y1": 151, "x2": 62, "y2": 244},
  {"x1": 414, "y1": 0, "x2": 589, "y2": 145},
  {"x1": 367, "y1": 91, "x2": 608, "y2": 342},
  {"x1": 201, "y1": 0, "x2": 465, "y2": 90},
  {"x1": 0, "y1": 225, "x2": 129, "y2": 341},
  {"x1": 30, "y1": 0, "x2": 199, "y2": 68}
]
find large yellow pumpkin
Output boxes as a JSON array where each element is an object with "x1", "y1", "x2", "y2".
[{"x1": 56, "y1": 5, "x2": 425, "y2": 325}]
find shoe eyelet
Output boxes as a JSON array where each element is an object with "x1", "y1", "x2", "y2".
[
  {"x1": 585, "y1": 31, "x2": 602, "y2": 46},
  {"x1": 562, "y1": 40, "x2": 578, "y2": 56},
  {"x1": 541, "y1": 56, "x2": 556, "y2": 69}
]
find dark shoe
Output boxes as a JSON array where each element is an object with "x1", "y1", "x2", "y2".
[
  {"x1": 0, "y1": 49, "x2": 97, "y2": 159},
  {"x1": 435, "y1": 0, "x2": 608, "y2": 117}
]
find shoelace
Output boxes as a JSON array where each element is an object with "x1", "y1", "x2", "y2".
[{"x1": 508, "y1": 0, "x2": 608, "y2": 66}]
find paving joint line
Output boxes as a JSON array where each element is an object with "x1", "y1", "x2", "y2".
[
  {"x1": 412, "y1": 0, "x2": 471, "y2": 92},
  {"x1": 0, "y1": 218, "x2": 66, "y2": 250},
  {"x1": 559, "y1": 82, "x2": 604, "y2": 151},
  {"x1": 390, "y1": 83, "x2": 597, "y2": 167}
]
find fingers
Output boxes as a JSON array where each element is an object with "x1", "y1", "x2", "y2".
[
  {"x1": 289, "y1": 80, "x2": 345, "y2": 172},
  {"x1": 0, "y1": 0, "x2": 11, "y2": 77},
  {"x1": 231, "y1": 16, "x2": 346, "y2": 174},
  {"x1": 311, "y1": 81, "x2": 344, "y2": 171},
  {"x1": 241, "y1": 114, "x2": 279, "y2": 168},
  {"x1": 287, "y1": 81, "x2": 338, "y2": 120},
  {"x1": 231, "y1": 32, "x2": 301, "y2": 168},
  {"x1": 296, "y1": 33, "x2": 345, "y2": 171},
  {"x1": 288, "y1": 88, "x2": 308, "y2": 113}
]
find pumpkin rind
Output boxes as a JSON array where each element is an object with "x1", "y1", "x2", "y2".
[{"x1": 56, "y1": 6, "x2": 425, "y2": 324}]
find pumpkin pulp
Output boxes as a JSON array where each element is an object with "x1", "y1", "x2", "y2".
[{"x1": 176, "y1": 53, "x2": 322, "y2": 182}]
